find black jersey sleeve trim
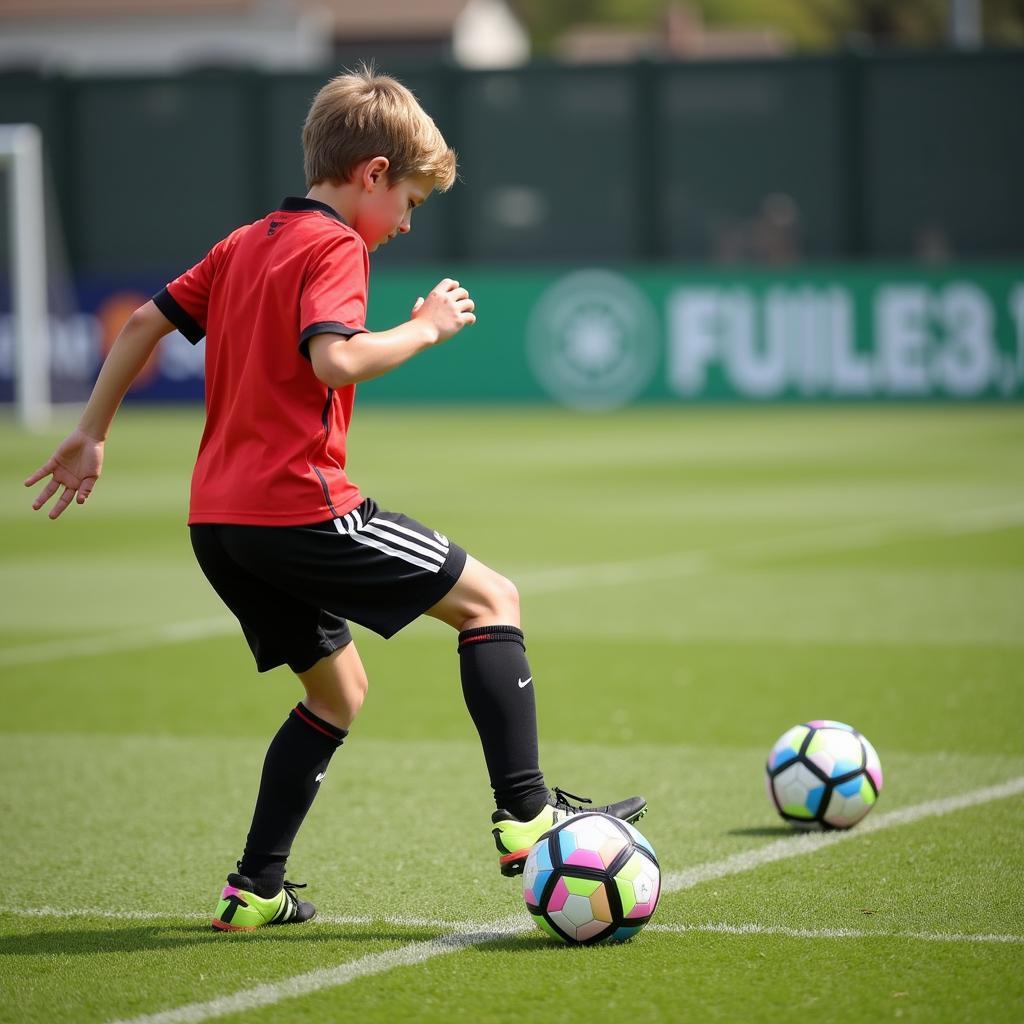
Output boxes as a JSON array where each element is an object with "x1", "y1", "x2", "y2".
[
  {"x1": 153, "y1": 287, "x2": 205, "y2": 345},
  {"x1": 299, "y1": 321, "x2": 365, "y2": 360}
]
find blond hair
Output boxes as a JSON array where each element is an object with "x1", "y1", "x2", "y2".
[{"x1": 303, "y1": 65, "x2": 457, "y2": 191}]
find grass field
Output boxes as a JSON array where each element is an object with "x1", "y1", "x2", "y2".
[{"x1": 1, "y1": 404, "x2": 1023, "y2": 1023}]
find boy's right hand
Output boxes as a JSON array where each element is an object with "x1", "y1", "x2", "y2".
[
  {"x1": 411, "y1": 279, "x2": 476, "y2": 343},
  {"x1": 24, "y1": 427, "x2": 105, "y2": 520}
]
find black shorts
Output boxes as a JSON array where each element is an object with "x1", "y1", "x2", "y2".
[{"x1": 189, "y1": 498, "x2": 467, "y2": 674}]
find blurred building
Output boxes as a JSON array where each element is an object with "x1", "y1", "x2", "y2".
[
  {"x1": 0, "y1": 0, "x2": 530, "y2": 72},
  {"x1": 556, "y1": 3, "x2": 789, "y2": 63}
]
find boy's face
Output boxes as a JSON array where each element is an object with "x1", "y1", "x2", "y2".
[{"x1": 353, "y1": 170, "x2": 434, "y2": 252}]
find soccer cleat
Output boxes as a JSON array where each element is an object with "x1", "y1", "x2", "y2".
[
  {"x1": 211, "y1": 873, "x2": 317, "y2": 932},
  {"x1": 491, "y1": 786, "x2": 647, "y2": 877}
]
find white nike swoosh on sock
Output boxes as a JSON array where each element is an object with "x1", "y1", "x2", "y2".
[{"x1": 517, "y1": 677, "x2": 532, "y2": 688}]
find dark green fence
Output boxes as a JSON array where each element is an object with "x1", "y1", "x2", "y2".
[{"x1": 1, "y1": 51, "x2": 1022, "y2": 278}]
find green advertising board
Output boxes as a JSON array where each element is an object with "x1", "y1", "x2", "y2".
[{"x1": 363, "y1": 266, "x2": 1024, "y2": 406}]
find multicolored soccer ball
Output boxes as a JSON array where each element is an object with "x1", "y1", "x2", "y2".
[
  {"x1": 522, "y1": 812, "x2": 660, "y2": 945},
  {"x1": 766, "y1": 720, "x2": 883, "y2": 830}
]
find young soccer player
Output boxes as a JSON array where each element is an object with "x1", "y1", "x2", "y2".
[{"x1": 25, "y1": 66, "x2": 646, "y2": 931}]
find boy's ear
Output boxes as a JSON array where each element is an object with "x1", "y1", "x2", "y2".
[{"x1": 361, "y1": 156, "x2": 391, "y2": 191}]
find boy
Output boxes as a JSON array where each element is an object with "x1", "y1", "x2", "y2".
[{"x1": 25, "y1": 66, "x2": 646, "y2": 931}]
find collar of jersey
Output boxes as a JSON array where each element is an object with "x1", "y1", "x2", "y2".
[{"x1": 279, "y1": 197, "x2": 348, "y2": 224}]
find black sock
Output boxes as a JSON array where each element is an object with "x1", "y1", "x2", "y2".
[
  {"x1": 457, "y1": 625, "x2": 549, "y2": 820},
  {"x1": 238, "y1": 703, "x2": 346, "y2": 897}
]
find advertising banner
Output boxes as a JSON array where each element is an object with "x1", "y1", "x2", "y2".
[
  {"x1": 2, "y1": 266, "x2": 1022, "y2": 407},
  {"x1": 365, "y1": 265, "x2": 1024, "y2": 406}
]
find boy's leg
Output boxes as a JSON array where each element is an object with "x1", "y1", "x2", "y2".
[
  {"x1": 297, "y1": 640, "x2": 369, "y2": 730},
  {"x1": 235, "y1": 644, "x2": 366, "y2": 898},
  {"x1": 190, "y1": 523, "x2": 369, "y2": 927},
  {"x1": 427, "y1": 555, "x2": 646, "y2": 876},
  {"x1": 427, "y1": 556, "x2": 550, "y2": 821}
]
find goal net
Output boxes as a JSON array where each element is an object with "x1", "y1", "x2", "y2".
[{"x1": 0, "y1": 123, "x2": 87, "y2": 429}]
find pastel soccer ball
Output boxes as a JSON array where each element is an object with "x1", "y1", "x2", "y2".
[
  {"x1": 522, "y1": 812, "x2": 660, "y2": 945},
  {"x1": 766, "y1": 720, "x2": 883, "y2": 830}
]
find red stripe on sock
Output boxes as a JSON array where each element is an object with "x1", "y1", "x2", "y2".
[
  {"x1": 459, "y1": 634, "x2": 494, "y2": 645},
  {"x1": 292, "y1": 704, "x2": 340, "y2": 740}
]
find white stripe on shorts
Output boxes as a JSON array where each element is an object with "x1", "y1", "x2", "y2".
[
  {"x1": 360, "y1": 523, "x2": 447, "y2": 564},
  {"x1": 370, "y1": 518, "x2": 450, "y2": 556},
  {"x1": 333, "y1": 509, "x2": 447, "y2": 574}
]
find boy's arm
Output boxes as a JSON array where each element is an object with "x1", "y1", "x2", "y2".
[
  {"x1": 24, "y1": 300, "x2": 176, "y2": 519},
  {"x1": 308, "y1": 278, "x2": 475, "y2": 388}
]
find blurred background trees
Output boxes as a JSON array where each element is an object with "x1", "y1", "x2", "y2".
[{"x1": 513, "y1": 0, "x2": 1024, "y2": 53}]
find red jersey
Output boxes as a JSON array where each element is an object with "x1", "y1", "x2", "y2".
[{"x1": 154, "y1": 197, "x2": 368, "y2": 526}]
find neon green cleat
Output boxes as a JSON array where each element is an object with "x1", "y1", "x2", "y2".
[
  {"x1": 491, "y1": 787, "x2": 647, "y2": 877},
  {"x1": 211, "y1": 873, "x2": 316, "y2": 932}
]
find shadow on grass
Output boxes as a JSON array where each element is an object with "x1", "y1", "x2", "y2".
[
  {"x1": 0, "y1": 922, "x2": 445, "y2": 958},
  {"x1": 474, "y1": 934, "x2": 650, "y2": 955},
  {"x1": 726, "y1": 826, "x2": 799, "y2": 837},
  {"x1": 468, "y1": 934, "x2": 547, "y2": 954}
]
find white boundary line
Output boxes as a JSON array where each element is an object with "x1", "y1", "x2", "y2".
[
  {"x1": 5, "y1": 501, "x2": 1023, "y2": 669},
  {"x1": 646, "y1": 922, "x2": 1024, "y2": 944},
  {"x1": 106, "y1": 775, "x2": 1024, "y2": 1024},
  {"x1": 661, "y1": 775, "x2": 1024, "y2": 891},
  {"x1": 111, "y1": 921, "x2": 532, "y2": 1024},
  {"x1": 9, "y1": 908, "x2": 1020, "y2": 947},
  {"x1": 0, "y1": 618, "x2": 236, "y2": 668}
]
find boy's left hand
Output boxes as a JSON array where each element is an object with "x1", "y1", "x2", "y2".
[
  {"x1": 411, "y1": 279, "x2": 476, "y2": 343},
  {"x1": 24, "y1": 428, "x2": 105, "y2": 520}
]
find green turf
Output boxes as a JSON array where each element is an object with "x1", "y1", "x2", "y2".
[{"x1": 1, "y1": 405, "x2": 1023, "y2": 1023}]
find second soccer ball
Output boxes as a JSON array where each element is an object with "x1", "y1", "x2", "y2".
[{"x1": 766, "y1": 720, "x2": 883, "y2": 830}]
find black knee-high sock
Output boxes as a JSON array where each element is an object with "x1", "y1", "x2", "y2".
[
  {"x1": 458, "y1": 625, "x2": 549, "y2": 819},
  {"x1": 238, "y1": 703, "x2": 346, "y2": 897}
]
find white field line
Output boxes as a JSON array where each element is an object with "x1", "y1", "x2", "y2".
[
  {"x1": 661, "y1": 775, "x2": 1024, "y2": 891},
  {"x1": 108, "y1": 918, "x2": 533, "y2": 1024},
  {"x1": 10, "y1": 907, "x2": 1021, "y2": 947},
  {"x1": 939, "y1": 501, "x2": 1024, "y2": 535},
  {"x1": 512, "y1": 520, "x2": 899, "y2": 594},
  {"x1": 106, "y1": 775, "x2": 1024, "y2": 1024},
  {"x1": 0, "y1": 617, "x2": 236, "y2": 668},
  {"x1": 6, "y1": 501, "x2": 1024, "y2": 670},
  {"x1": 647, "y1": 922, "x2": 1024, "y2": 944},
  {"x1": 513, "y1": 500, "x2": 1024, "y2": 594}
]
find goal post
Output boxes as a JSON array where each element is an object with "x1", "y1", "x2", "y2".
[{"x1": 0, "y1": 123, "x2": 50, "y2": 430}]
